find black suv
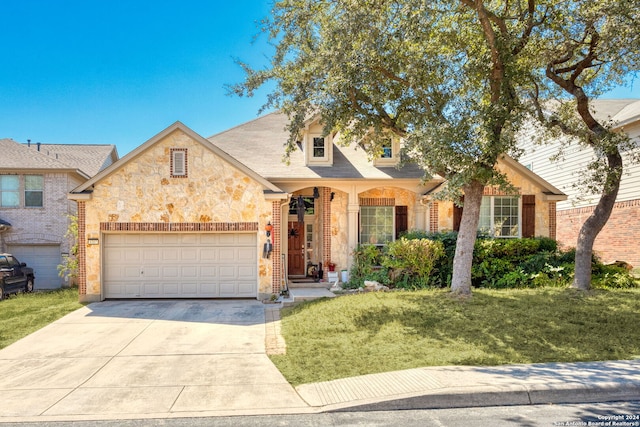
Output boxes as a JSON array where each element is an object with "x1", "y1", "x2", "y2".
[{"x1": 0, "y1": 253, "x2": 35, "y2": 300}]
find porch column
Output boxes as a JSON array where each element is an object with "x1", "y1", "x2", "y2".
[
  {"x1": 77, "y1": 201, "x2": 87, "y2": 298},
  {"x1": 415, "y1": 198, "x2": 427, "y2": 231}
]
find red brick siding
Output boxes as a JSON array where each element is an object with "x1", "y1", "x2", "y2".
[
  {"x1": 100, "y1": 222, "x2": 258, "y2": 232},
  {"x1": 323, "y1": 187, "x2": 332, "y2": 267},
  {"x1": 77, "y1": 201, "x2": 86, "y2": 296},
  {"x1": 430, "y1": 202, "x2": 439, "y2": 233},
  {"x1": 271, "y1": 201, "x2": 281, "y2": 294},
  {"x1": 556, "y1": 199, "x2": 640, "y2": 266}
]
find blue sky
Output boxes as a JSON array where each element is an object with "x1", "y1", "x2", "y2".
[{"x1": 1, "y1": 1, "x2": 638, "y2": 156}]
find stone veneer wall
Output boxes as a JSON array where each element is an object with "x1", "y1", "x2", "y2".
[
  {"x1": 330, "y1": 189, "x2": 349, "y2": 273},
  {"x1": 82, "y1": 130, "x2": 273, "y2": 300}
]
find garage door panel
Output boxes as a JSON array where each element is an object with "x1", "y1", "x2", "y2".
[
  {"x1": 104, "y1": 233, "x2": 257, "y2": 299},
  {"x1": 181, "y1": 266, "x2": 198, "y2": 278},
  {"x1": 181, "y1": 249, "x2": 198, "y2": 261},
  {"x1": 200, "y1": 283, "x2": 220, "y2": 295}
]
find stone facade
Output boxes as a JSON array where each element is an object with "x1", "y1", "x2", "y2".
[{"x1": 81, "y1": 129, "x2": 273, "y2": 301}]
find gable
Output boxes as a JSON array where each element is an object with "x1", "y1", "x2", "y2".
[{"x1": 70, "y1": 121, "x2": 284, "y2": 199}]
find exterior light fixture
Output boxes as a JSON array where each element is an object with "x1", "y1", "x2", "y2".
[{"x1": 313, "y1": 187, "x2": 320, "y2": 199}]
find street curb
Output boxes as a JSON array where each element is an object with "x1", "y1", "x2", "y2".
[{"x1": 320, "y1": 383, "x2": 640, "y2": 412}]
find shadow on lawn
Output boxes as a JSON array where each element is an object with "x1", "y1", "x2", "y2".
[{"x1": 350, "y1": 289, "x2": 640, "y2": 365}]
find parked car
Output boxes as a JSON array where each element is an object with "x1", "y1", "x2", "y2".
[{"x1": 0, "y1": 253, "x2": 35, "y2": 300}]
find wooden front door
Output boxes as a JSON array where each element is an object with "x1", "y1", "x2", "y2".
[{"x1": 287, "y1": 221, "x2": 305, "y2": 276}]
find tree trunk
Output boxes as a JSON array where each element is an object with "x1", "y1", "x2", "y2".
[
  {"x1": 572, "y1": 150, "x2": 623, "y2": 290},
  {"x1": 451, "y1": 180, "x2": 484, "y2": 295}
]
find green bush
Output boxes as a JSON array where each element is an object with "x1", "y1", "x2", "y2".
[
  {"x1": 382, "y1": 238, "x2": 445, "y2": 289},
  {"x1": 347, "y1": 231, "x2": 637, "y2": 291},
  {"x1": 346, "y1": 244, "x2": 388, "y2": 289},
  {"x1": 592, "y1": 264, "x2": 639, "y2": 289}
]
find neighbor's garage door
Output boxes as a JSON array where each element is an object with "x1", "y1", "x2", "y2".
[
  {"x1": 103, "y1": 233, "x2": 257, "y2": 299},
  {"x1": 6, "y1": 244, "x2": 62, "y2": 289}
]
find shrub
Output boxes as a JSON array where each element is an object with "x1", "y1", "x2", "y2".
[
  {"x1": 345, "y1": 244, "x2": 388, "y2": 289},
  {"x1": 592, "y1": 264, "x2": 639, "y2": 289},
  {"x1": 382, "y1": 238, "x2": 445, "y2": 289}
]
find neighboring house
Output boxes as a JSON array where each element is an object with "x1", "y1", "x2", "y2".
[
  {"x1": 69, "y1": 113, "x2": 566, "y2": 302},
  {"x1": 519, "y1": 99, "x2": 640, "y2": 266},
  {"x1": 0, "y1": 139, "x2": 118, "y2": 289}
]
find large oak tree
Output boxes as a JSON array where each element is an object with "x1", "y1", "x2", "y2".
[
  {"x1": 234, "y1": 0, "x2": 546, "y2": 295},
  {"x1": 528, "y1": 0, "x2": 640, "y2": 290}
]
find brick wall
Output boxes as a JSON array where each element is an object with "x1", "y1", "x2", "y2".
[
  {"x1": 1, "y1": 172, "x2": 79, "y2": 253},
  {"x1": 556, "y1": 199, "x2": 640, "y2": 267}
]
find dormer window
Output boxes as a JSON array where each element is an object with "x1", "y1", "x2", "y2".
[
  {"x1": 381, "y1": 142, "x2": 393, "y2": 158},
  {"x1": 171, "y1": 148, "x2": 188, "y2": 178},
  {"x1": 374, "y1": 138, "x2": 400, "y2": 166},
  {"x1": 313, "y1": 137, "x2": 326, "y2": 158}
]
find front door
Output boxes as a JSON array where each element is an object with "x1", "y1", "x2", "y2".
[{"x1": 287, "y1": 221, "x2": 305, "y2": 276}]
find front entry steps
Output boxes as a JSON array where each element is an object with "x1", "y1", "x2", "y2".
[
  {"x1": 281, "y1": 287, "x2": 336, "y2": 306},
  {"x1": 280, "y1": 278, "x2": 337, "y2": 306}
]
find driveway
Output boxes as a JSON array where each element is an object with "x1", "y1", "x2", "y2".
[{"x1": 0, "y1": 300, "x2": 310, "y2": 421}]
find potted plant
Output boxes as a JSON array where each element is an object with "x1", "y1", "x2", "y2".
[{"x1": 327, "y1": 261, "x2": 336, "y2": 272}]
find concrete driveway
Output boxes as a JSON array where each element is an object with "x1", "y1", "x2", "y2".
[{"x1": 0, "y1": 300, "x2": 309, "y2": 422}]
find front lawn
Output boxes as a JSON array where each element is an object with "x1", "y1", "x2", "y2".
[
  {"x1": 0, "y1": 288, "x2": 84, "y2": 349},
  {"x1": 272, "y1": 288, "x2": 640, "y2": 386}
]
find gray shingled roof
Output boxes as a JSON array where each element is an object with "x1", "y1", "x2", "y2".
[
  {"x1": 21, "y1": 143, "x2": 118, "y2": 177},
  {"x1": 207, "y1": 112, "x2": 428, "y2": 180},
  {"x1": 0, "y1": 139, "x2": 117, "y2": 177}
]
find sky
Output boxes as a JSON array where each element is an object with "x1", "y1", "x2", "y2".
[{"x1": 1, "y1": 1, "x2": 639, "y2": 157}]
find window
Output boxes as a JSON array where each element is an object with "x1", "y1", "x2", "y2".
[
  {"x1": 288, "y1": 197, "x2": 315, "y2": 215},
  {"x1": 360, "y1": 206, "x2": 394, "y2": 245},
  {"x1": 171, "y1": 149, "x2": 187, "y2": 177},
  {"x1": 381, "y1": 141, "x2": 393, "y2": 158},
  {"x1": 0, "y1": 175, "x2": 20, "y2": 207},
  {"x1": 312, "y1": 137, "x2": 325, "y2": 158},
  {"x1": 479, "y1": 196, "x2": 520, "y2": 237},
  {"x1": 25, "y1": 175, "x2": 43, "y2": 207}
]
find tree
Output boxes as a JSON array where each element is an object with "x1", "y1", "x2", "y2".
[
  {"x1": 528, "y1": 0, "x2": 640, "y2": 290},
  {"x1": 57, "y1": 214, "x2": 78, "y2": 286},
  {"x1": 233, "y1": 0, "x2": 546, "y2": 295}
]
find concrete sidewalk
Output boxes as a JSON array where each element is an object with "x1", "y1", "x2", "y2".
[
  {"x1": 0, "y1": 301, "x2": 637, "y2": 423},
  {"x1": 296, "y1": 360, "x2": 640, "y2": 412}
]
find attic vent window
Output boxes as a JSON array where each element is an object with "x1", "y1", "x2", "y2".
[{"x1": 171, "y1": 148, "x2": 188, "y2": 178}]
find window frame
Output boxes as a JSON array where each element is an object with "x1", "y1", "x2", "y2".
[
  {"x1": 0, "y1": 175, "x2": 20, "y2": 208},
  {"x1": 359, "y1": 205, "x2": 395, "y2": 246},
  {"x1": 24, "y1": 174, "x2": 44, "y2": 208},
  {"x1": 170, "y1": 148, "x2": 188, "y2": 178},
  {"x1": 0, "y1": 174, "x2": 44, "y2": 208},
  {"x1": 478, "y1": 196, "x2": 521, "y2": 238},
  {"x1": 312, "y1": 136, "x2": 327, "y2": 160}
]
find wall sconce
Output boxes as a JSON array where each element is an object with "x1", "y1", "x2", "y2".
[
  {"x1": 265, "y1": 221, "x2": 273, "y2": 237},
  {"x1": 313, "y1": 187, "x2": 320, "y2": 199},
  {"x1": 330, "y1": 192, "x2": 335, "y2": 201}
]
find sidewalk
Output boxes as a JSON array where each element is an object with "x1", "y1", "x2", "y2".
[
  {"x1": 296, "y1": 360, "x2": 640, "y2": 412},
  {"x1": 267, "y1": 307, "x2": 640, "y2": 413}
]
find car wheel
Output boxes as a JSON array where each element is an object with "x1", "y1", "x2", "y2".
[{"x1": 25, "y1": 278, "x2": 34, "y2": 293}]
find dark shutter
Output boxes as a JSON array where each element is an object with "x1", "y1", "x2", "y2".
[
  {"x1": 453, "y1": 197, "x2": 464, "y2": 232},
  {"x1": 395, "y1": 206, "x2": 408, "y2": 239},
  {"x1": 522, "y1": 195, "x2": 535, "y2": 238}
]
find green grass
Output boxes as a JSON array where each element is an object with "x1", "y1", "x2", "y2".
[
  {"x1": 0, "y1": 287, "x2": 84, "y2": 349},
  {"x1": 272, "y1": 288, "x2": 640, "y2": 386}
]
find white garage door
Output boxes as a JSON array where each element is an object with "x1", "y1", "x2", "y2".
[
  {"x1": 103, "y1": 233, "x2": 257, "y2": 299},
  {"x1": 6, "y1": 244, "x2": 62, "y2": 289}
]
